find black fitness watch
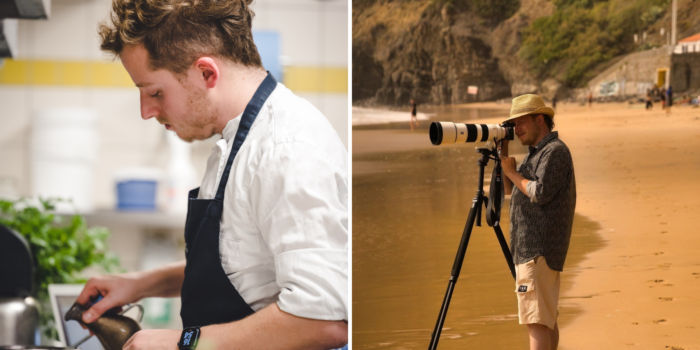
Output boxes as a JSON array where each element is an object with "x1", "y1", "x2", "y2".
[{"x1": 177, "y1": 327, "x2": 201, "y2": 350}]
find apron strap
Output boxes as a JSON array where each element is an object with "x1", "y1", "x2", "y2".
[{"x1": 214, "y1": 72, "x2": 277, "y2": 203}]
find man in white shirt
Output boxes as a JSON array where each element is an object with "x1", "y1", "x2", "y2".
[{"x1": 75, "y1": 0, "x2": 348, "y2": 349}]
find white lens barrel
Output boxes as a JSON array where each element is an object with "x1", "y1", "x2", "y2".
[
  {"x1": 486, "y1": 124, "x2": 505, "y2": 141},
  {"x1": 454, "y1": 123, "x2": 467, "y2": 143},
  {"x1": 430, "y1": 122, "x2": 507, "y2": 145}
]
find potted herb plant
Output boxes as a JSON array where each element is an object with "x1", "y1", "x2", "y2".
[{"x1": 0, "y1": 198, "x2": 121, "y2": 341}]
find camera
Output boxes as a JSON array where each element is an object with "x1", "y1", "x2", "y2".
[{"x1": 429, "y1": 122, "x2": 514, "y2": 146}]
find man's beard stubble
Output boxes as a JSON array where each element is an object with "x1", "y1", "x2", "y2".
[{"x1": 179, "y1": 83, "x2": 219, "y2": 142}]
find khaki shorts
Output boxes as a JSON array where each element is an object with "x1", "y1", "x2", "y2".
[{"x1": 515, "y1": 256, "x2": 560, "y2": 329}]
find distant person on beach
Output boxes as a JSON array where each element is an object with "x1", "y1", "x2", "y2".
[
  {"x1": 409, "y1": 98, "x2": 419, "y2": 131},
  {"x1": 552, "y1": 96, "x2": 557, "y2": 110},
  {"x1": 660, "y1": 87, "x2": 666, "y2": 109},
  {"x1": 499, "y1": 94, "x2": 576, "y2": 350},
  {"x1": 587, "y1": 91, "x2": 593, "y2": 107},
  {"x1": 645, "y1": 89, "x2": 653, "y2": 110},
  {"x1": 666, "y1": 85, "x2": 673, "y2": 114}
]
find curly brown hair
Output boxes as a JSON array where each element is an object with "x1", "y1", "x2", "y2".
[{"x1": 99, "y1": 0, "x2": 262, "y2": 75}]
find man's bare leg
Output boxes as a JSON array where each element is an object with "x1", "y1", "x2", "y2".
[
  {"x1": 550, "y1": 323, "x2": 559, "y2": 350},
  {"x1": 527, "y1": 324, "x2": 551, "y2": 350}
]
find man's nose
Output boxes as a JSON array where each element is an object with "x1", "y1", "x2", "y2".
[{"x1": 140, "y1": 95, "x2": 158, "y2": 120}]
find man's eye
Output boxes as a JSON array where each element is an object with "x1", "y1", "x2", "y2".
[{"x1": 150, "y1": 91, "x2": 160, "y2": 98}]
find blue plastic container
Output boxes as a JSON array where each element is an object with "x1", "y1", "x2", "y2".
[{"x1": 116, "y1": 180, "x2": 157, "y2": 210}]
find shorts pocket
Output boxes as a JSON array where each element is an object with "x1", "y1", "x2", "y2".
[
  {"x1": 516, "y1": 278, "x2": 539, "y2": 322},
  {"x1": 515, "y1": 280, "x2": 535, "y2": 294}
]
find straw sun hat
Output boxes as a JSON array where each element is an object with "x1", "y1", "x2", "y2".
[{"x1": 502, "y1": 94, "x2": 555, "y2": 123}]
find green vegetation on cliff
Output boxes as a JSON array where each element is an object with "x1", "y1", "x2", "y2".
[
  {"x1": 520, "y1": 0, "x2": 670, "y2": 87},
  {"x1": 473, "y1": 0, "x2": 521, "y2": 25}
]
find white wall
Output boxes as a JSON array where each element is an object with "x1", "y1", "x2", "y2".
[
  {"x1": 0, "y1": 0, "x2": 348, "y2": 208},
  {"x1": 252, "y1": 0, "x2": 348, "y2": 146}
]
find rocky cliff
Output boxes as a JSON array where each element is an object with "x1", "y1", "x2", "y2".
[
  {"x1": 353, "y1": 0, "x2": 700, "y2": 106},
  {"x1": 352, "y1": 0, "x2": 556, "y2": 105}
]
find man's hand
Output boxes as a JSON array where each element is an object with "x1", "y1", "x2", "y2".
[
  {"x1": 500, "y1": 156, "x2": 517, "y2": 177},
  {"x1": 76, "y1": 261, "x2": 186, "y2": 324},
  {"x1": 123, "y1": 329, "x2": 181, "y2": 350},
  {"x1": 499, "y1": 155, "x2": 531, "y2": 196},
  {"x1": 75, "y1": 273, "x2": 144, "y2": 324}
]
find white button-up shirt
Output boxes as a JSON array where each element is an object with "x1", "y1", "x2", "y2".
[{"x1": 196, "y1": 83, "x2": 348, "y2": 321}]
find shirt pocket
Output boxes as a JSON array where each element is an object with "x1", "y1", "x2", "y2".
[{"x1": 220, "y1": 236, "x2": 242, "y2": 273}]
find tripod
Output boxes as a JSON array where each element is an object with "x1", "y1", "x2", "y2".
[{"x1": 427, "y1": 142, "x2": 516, "y2": 350}]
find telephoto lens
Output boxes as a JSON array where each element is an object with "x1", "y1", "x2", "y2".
[{"x1": 429, "y1": 122, "x2": 514, "y2": 146}]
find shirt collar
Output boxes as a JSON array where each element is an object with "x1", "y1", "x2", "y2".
[
  {"x1": 222, "y1": 113, "x2": 243, "y2": 143},
  {"x1": 528, "y1": 131, "x2": 558, "y2": 154}
]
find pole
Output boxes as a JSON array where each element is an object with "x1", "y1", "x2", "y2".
[{"x1": 671, "y1": 0, "x2": 677, "y2": 47}]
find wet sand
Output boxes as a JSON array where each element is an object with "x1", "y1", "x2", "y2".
[
  {"x1": 538, "y1": 102, "x2": 700, "y2": 350},
  {"x1": 352, "y1": 102, "x2": 700, "y2": 349}
]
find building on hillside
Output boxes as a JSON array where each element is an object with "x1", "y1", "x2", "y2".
[
  {"x1": 673, "y1": 33, "x2": 700, "y2": 54},
  {"x1": 670, "y1": 34, "x2": 700, "y2": 93},
  {"x1": 580, "y1": 40, "x2": 700, "y2": 101}
]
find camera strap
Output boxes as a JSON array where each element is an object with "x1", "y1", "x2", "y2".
[{"x1": 486, "y1": 162, "x2": 504, "y2": 227}]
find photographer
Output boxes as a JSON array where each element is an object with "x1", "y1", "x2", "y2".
[{"x1": 499, "y1": 94, "x2": 576, "y2": 350}]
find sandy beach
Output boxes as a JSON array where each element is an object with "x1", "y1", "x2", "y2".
[
  {"x1": 352, "y1": 101, "x2": 700, "y2": 349},
  {"x1": 538, "y1": 102, "x2": 700, "y2": 349}
]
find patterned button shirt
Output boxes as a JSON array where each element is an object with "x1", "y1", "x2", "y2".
[{"x1": 509, "y1": 131, "x2": 576, "y2": 271}]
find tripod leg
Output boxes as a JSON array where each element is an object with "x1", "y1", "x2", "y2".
[
  {"x1": 493, "y1": 224, "x2": 516, "y2": 279},
  {"x1": 428, "y1": 195, "x2": 482, "y2": 350}
]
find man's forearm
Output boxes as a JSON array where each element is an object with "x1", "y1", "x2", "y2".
[
  {"x1": 135, "y1": 260, "x2": 186, "y2": 299},
  {"x1": 200, "y1": 303, "x2": 347, "y2": 350},
  {"x1": 504, "y1": 170, "x2": 530, "y2": 197},
  {"x1": 503, "y1": 174, "x2": 513, "y2": 195}
]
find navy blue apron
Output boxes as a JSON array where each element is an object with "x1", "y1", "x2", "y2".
[{"x1": 180, "y1": 73, "x2": 277, "y2": 328}]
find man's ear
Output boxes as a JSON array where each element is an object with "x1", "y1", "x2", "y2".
[
  {"x1": 194, "y1": 57, "x2": 219, "y2": 89},
  {"x1": 537, "y1": 114, "x2": 545, "y2": 126}
]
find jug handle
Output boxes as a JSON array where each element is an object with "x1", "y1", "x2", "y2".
[{"x1": 120, "y1": 303, "x2": 144, "y2": 323}]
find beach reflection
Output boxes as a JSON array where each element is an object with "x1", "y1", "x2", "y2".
[{"x1": 352, "y1": 107, "x2": 603, "y2": 349}]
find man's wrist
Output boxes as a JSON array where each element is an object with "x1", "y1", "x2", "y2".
[
  {"x1": 126, "y1": 270, "x2": 150, "y2": 300},
  {"x1": 178, "y1": 327, "x2": 201, "y2": 350}
]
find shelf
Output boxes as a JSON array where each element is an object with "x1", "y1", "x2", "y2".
[{"x1": 84, "y1": 210, "x2": 186, "y2": 230}]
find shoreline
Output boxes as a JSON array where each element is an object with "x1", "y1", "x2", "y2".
[
  {"x1": 543, "y1": 102, "x2": 700, "y2": 349},
  {"x1": 462, "y1": 101, "x2": 700, "y2": 349},
  {"x1": 351, "y1": 107, "x2": 601, "y2": 348},
  {"x1": 352, "y1": 102, "x2": 700, "y2": 348}
]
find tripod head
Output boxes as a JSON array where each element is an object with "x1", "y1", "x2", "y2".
[{"x1": 475, "y1": 140, "x2": 503, "y2": 162}]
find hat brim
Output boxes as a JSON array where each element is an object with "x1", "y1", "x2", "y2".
[{"x1": 502, "y1": 106, "x2": 555, "y2": 123}]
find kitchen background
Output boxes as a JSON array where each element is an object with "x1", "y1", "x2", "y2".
[{"x1": 0, "y1": 0, "x2": 348, "y2": 336}]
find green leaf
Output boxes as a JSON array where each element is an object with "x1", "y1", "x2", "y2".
[{"x1": 0, "y1": 197, "x2": 121, "y2": 340}]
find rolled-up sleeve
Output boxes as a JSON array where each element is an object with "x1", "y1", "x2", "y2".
[
  {"x1": 249, "y1": 141, "x2": 348, "y2": 321},
  {"x1": 533, "y1": 147, "x2": 572, "y2": 205},
  {"x1": 526, "y1": 180, "x2": 538, "y2": 202}
]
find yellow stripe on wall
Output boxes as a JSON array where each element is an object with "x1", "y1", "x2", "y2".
[
  {"x1": 0, "y1": 59, "x2": 134, "y2": 87},
  {"x1": 283, "y1": 66, "x2": 348, "y2": 93},
  {"x1": 0, "y1": 59, "x2": 348, "y2": 93}
]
